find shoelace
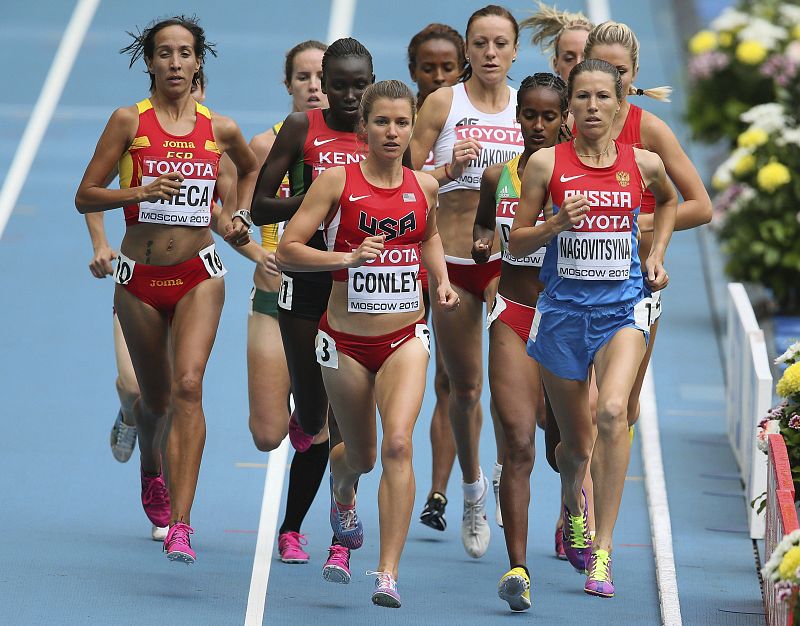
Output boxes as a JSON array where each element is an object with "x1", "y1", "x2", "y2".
[
  {"x1": 327, "y1": 544, "x2": 349, "y2": 564},
  {"x1": 113, "y1": 419, "x2": 136, "y2": 448},
  {"x1": 167, "y1": 523, "x2": 194, "y2": 549},
  {"x1": 589, "y1": 551, "x2": 611, "y2": 581},
  {"x1": 142, "y1": 475, "x2": 169, "y2": 507},
  {"x1": 279, "y1": 531, "x2": 307, "y2": 549},
  {"x1": 567, "y1": 513, "x2": 589, "y2": 549},
  {"x1": 338, "y1": 507, "x2": 359, "y2": 531},
  {"x1": 366, "y1": 570, "x2": 397, "y2": 592}
]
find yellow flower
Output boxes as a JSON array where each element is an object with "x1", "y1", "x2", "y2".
[
  {"x1": 780, "y1": 546, "x2": 800, "y2": 580},
  {"x1": 719, "y1": 31, "x2": 734, "y2": 47},
  {"x1": 777, "y1": 362, "x2": 800, "y2": 398},
  {"x1": 757, "y1": 161, "x2": 792, "y2": 193},
  {"x1": 733, "y1": 153, "x2": 756, "y2": 176},
  {"x1": 736, "y1": 40, "x2": 768, "y2": 65},
  {"x1": 712, "y1": 174, "x2": 730, "y2": 190},
  {"x1": 689, "y1": 30, "x2": 718, "y2": 55},
  {"x1": 738, "y1": 128, "x2": 769, "y2": 149},
  {"x1": 793, "y1": 25, "x2": 800, "y2": 40}
]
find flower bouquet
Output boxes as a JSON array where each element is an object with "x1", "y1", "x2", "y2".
[
  {"x1": 763, "y1": 529, "x2": 800, "y2": 619},
  {"x1": 686, "y1": 2, "x2": 800, "y2": 145}
]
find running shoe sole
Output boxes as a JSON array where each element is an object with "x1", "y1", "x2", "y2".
[
  {"x1": 322, "y1": 565, "x2": 351, "y2": 584},
  {"x1": 281, "y1": 555, "x2": 309, "y2": 564},
  {"x1": 371, "y1": 592, "x2": 401, "y2": 608},
  {"x1": 498, "y1": 576, "x2": 531, "y2": 612},
  {"x1": 584, "y1": 586, "x2": 615, "y2": 598},
  {"x1": 166, "y1": 551, "x2": 195, "y2": 565}
]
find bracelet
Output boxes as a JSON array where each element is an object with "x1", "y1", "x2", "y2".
[{"x1": 444, "y1": 163, "x2": 458, "y2": 182}]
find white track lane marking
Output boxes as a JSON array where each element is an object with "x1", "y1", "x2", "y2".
[
  {"x1": 640, "y1": 367, "x2": 683, "y2": 625},
  {"x1": 327, "y1": 0, "x2": 357, "y2": 43},
  {"x1": 583, "y1": 2, "x2": 681, "y2": 622},
  {"x1": 0, "y1": 0, "x2": 100, "y2": 239},
  {"x1": 244, "y1": 437, "x2": 290, "y2": 626}
]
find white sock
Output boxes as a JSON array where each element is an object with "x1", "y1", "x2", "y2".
[
  {"x1": 493, "y1": 462, "x2": 502, "y2": 484},
  {"x1": 463, "y1": 468, "x2": 486, "y2": 502}
]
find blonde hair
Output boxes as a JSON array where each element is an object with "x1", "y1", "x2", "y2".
[
  {"x1": 584, "y1": 21, "x2": 672, "y2": 102},
  {"x1": 520, "y1": 2, "x2": 592, "y2": 61},
  {"x1": 359, "y1": 80, "x2": 417, "y2": 126}
]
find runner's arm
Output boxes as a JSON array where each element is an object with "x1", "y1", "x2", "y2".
[
  {"x1": 636, "y1": 149, "x2": 677, "y2": 290},
  {"x1": 472, "y1": 165, "x2": 501, "y2": 263}
]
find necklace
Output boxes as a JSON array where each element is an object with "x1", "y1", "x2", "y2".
[{"x1": 574, "y1": 140, "x2": 613, "y2": 158}]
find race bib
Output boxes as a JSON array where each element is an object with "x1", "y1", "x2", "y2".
[
  {"x1": 113, "y1": 252, "x2": 135, "y2": 285},
  {"x1": 497, "y1": 199, "x2": 544, "y2": 267},
  {"x1": 634, "y1": 289, "x2": 663, "y2": 328},
  {"x1": 277, "y1": 273, "x2": 294, "y2": 310},
  {"x1": 315, "y1": 329, "x2": 339, "y2": 369},
  {"x1": 557, "y1": 209, "x2": 632, "y2": 280},
  {"x1": 138, "y1": 158, "x2": 216, "y2": 226},
  {"x1": 347, "y1": 244, "x2": 421, "y2": 313},
  {"x1": 198, "y1": 243, "x2": 227, "y2": 278}
]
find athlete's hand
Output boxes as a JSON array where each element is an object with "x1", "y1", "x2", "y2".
[
  {"x1": 437, "y1": 282, "x2": 460, "y2": 312},
  {"x1": 140, "y1": 172, "x2": 183, "y2": 202},
  {"x1": 224, "y1": 218, "x2": 251, "y2": 247},
  {"x1": 89, "y1": 244, "x2": 117, "y2": 278},
  {"x1": 345, "y1": 235, "x2": 385, "y2": 268},
  {"x1": 645, "y1": 257, "x2": 669, "y2": 291},
  {"x1": 258, "y1": 250, "x2": 280, "y2": 276},
  {"x1": 449, "y1": 139, "x2": 482, "y2": 179},
  {"x1": 471, "y1": 237, "x2": 493, "y2": 264},
  {"x1": 554, "y1": 194, "x2": 590, "y2": 232}
]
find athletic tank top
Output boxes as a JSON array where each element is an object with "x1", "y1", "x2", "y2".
[
  {"x1": 260, "y1": 121, "x2": 291, "y2": 252},
  {"x1": 325, "y1": 163, "x2": 428, "y2": 314},
  {"x1": 541, "y1": 140, "x2": 645, "y2": 306},
  {"x1": 285, "y1": 108, "x2": 366, "y2": 283},
  {"x1": 572, "y1": 104, "x2": 654, "y2": 215},
  {"x1": 496, "y1": 154, "x2": 545, "y2": 267},
  {"x1": 433, "y1": 83, "x2": 523, "y2": 193},
  {"x1": 120, "y1": 98, "x2": 220, "y2": 227}
]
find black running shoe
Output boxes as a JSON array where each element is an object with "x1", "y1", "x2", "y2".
[{"x1": 419, "y1": 492, "x2": 447, "y2": 531}]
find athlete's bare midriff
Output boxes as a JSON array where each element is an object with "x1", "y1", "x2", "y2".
[
  {"x1": 497, "y1": 263, "x2": 543, "y2": 308},
  {"x1": 253, "y1": 265, "x2": 280, "y2": 292},
  {"x1": 326, "y1": 282, "x2": 424, "y2": 336},
  {"x1": 120, "y1": 224, "x2": 214, "y2": 265},
  {"x1": 438, "y1": 189, "x2": 500, "y2": 259}
]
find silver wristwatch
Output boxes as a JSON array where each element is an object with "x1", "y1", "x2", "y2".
[{"x1": 232, "y1": 209, "x2": 253, "y2": 227}]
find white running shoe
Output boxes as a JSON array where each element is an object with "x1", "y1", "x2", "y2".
[
  {"x1": 151, "y1": 525, "x2": 168, "y2": 542},
  {"x1": 461, "y1": 475, "x2": 491, "y2": 558},
  {"x1": 493, "y1": 464, "x2": 503, "y2": 528},
  {"x1": 110, "y1": 409, "x2": 137, "y2": 463}
]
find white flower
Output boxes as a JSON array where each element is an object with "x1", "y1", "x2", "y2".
[
  {"x1": 740, "y1": 103, "x2": 789, "y2": 133},
  {"x1": 776, "y1": 341, "x2": 800, "y2": 364},
  {"x1": 713, "y1": 146, "x2": 754, "y2": 185},
  {"x1": 787, "y1": 41, "x2": 800, "y2": 63},
  {"x1": 711, "y1": 8, "x2": 751, "y2": 32},
  {"x1": 777, "y1": 128, "x2": 800, "y2": 148},
  {"x1": 738, "y1": 19, "x2": 788, "y2": 50},
  {"x1": 731, "y1": 185, "x2": 756, "y2": 213},
  {"x1": 780, "y1": 5, "x2": 800, "y2": 25}
]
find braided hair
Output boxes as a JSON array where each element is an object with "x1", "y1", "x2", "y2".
[
  {"x1": 120, "y1": 15, "x2": 217, "y2": 92},
  {"x1": 322, "y1": 37, "x2": 373, "y2": 84},
  {"x1": 518, "y1": 72, "x2": 568, "y2": 112}
]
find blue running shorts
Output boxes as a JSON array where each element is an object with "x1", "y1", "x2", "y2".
[{"x1": 526, "y1": 293, "x2": 650, "y2": 381}]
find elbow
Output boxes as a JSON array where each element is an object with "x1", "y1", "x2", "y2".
[
  {"x1": 698, "y1": 197, "x2": 713, "y2": 225},
  {"x1": 75, "y1": 193, "x2": 88, "y2": 214}
]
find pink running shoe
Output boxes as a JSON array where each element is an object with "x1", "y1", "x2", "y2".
[
  {"x1": 278, "y1": 531, "x2": 309, "y2": 564},
  {"x1": 141, "y1": 468, "x2": 171, "y2": 528},
  {"x1": 322, "y1": 544, "x2": 351, "y2": 584},
  {"x1": 288, "y1": 412, "x2": 313, "y2": 453},
  {"x1": 554, "y1": 523, "x2": 567, "y2": 560},
  {"x1": 164, "y1": 522, "x2": 195, "y2": 564}
]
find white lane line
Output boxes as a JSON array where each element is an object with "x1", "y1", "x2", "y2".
[
  {"x1": 0, "y1": 0, "x2": 100, "y2": 239},
  {"x1": 244, "y1": 437, "x2": 290, "y2": 626},
  {"x1": 586, "y1": 0, "x2": 611, "y2": 23},
  {"x1": 640, "y1": 367, "x2": 683, "y2": 626},
  {"x1": 327, "y1": 0, "x2": 357, "y2": 43}
]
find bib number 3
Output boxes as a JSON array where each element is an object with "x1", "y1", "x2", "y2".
[{"x1": 315, "y1": 329, "x2": 339, "y2": 369}]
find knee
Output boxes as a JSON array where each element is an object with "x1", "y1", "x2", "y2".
[
  {"x1": 450, "y1": 379, "x2": 482, "y2": 407},
  {"x1": 382, "y1": 434, "x2": 413, "y2": 466},
  {"x1": 250, "y1": 423, "x2": 286, "y2": 452},
  {"x1": 434, "y1": 368, "x2": 450, "y2": 397},
  {"x1": 558, "y1": 438, "x2": 592, "y2": 468},
  {"x1": 348, "y1": 447, "x2": 377, "y2": 474},
  {"x1": 172, "y1": 371, "x2": 203, "y2": 405},
  {"x1": 596, "y1": 396, "x2": 629, "y2": 435},
  {"x1": 505, "y1": 434, "x2": 535, "y2": 469}
]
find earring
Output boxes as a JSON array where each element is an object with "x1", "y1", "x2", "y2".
[{"x1": 466, "y1": 56, "x2": 470, "y2": 62}]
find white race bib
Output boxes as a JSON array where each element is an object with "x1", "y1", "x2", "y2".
[
  {"x1": 138, "y1": 158, "x2": 216, "y2": 227},
  {"x1": 634, "y1": 289, "x2": 663, "y2": 328},
  {"x1": 556, "y1": 210, "x2": 632, "y2": 281},
  {"x1": 497, "y1": 199, "x2": 545, "y2": 267},
  {"x1": 347, "y1": 244, "x2": 421, "y2": 314}
]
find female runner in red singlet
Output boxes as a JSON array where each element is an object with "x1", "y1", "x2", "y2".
[
  {"x1": 76, "y1": 16, "x2": 257, "y2": 564},
  {"x1": 406, "y1": 22, "x2": 465, "y2": 533},
  {"x1": 277, "y1": 80, "x2": 458, "y2": 608}
]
